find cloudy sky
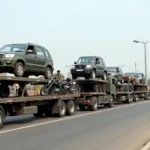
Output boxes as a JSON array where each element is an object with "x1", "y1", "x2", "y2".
[{"x1": 0, "y1": 0, "x2": 150, "y2": 77}]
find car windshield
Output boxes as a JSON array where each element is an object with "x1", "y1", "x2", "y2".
[
  {"x1": 107, "y1": 67, "x2": 117, "y2": 72},
  {"x1": 134, "y1": 73, "x2": 144, "y2": 77},
  {"x1": 77, "y1": 57, "x2": 95, "y2": 64},
  {"x1": 0, "y1": 44, "x2": 26, "y2": 52}
]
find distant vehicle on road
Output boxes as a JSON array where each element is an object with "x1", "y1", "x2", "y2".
[
  {"x1": 0, "y1": 43, "x2": 54, "y2": 79},
  {"x1": 70, "y1": 56, "x2": 107, "y2": 80},
  {"x1": 106, "y1": 66, "x2": 124, "y2": 83},
  {"x1": 123, "y1": 72, "x2": 145, "y2": 84}
]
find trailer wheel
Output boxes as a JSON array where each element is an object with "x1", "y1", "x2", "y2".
[
  {"x1": 66, "y1": 100, "x2": 75, "y2": 115},
  {"x1": 107, "y1": 95, "x2": 114, "y2": 108},
  {"x1": 58, "y1": 101, "x2": 66, "y2": 117},
  {"x1": 0, "y1": 84, "x2": 10, "y2": 98},
  {"x1": 133, "y1": 95, "x2": 139, "y2": 102},
  {"x1": 126, "y1": 95, "x2": 133, "y2": 104},
  {"x1": 0, "y1": 109, "x2": 4, "y2": 129},
  {"x1": 90, "y1": 96, "x2": 98, "y2": 111},
  {"x1": 78, "y1": 104, "x2": 86, "y2": 111},
  {"x1": 144, "y1": 93, "x2": 149, "y2": 100}
]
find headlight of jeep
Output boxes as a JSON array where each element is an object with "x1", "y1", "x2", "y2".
[
  {"x1": 86, "y1": 65, "x2": 92, "y2": 68},
  {"x1": 5, "y1": 54, "x2": 15, "y2": 58}
]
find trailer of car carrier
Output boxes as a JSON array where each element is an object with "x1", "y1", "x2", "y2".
[
  {"x1": 75, "y1": 76, "x2": 116, "y2": 111},
  {"x1": 116, "y1": 83, "x2": 150, "y2": 103},
  {"x1": 0, "y1": 76, "x2": 80, "y2": 128}
]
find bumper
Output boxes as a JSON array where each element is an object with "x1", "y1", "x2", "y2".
[
  {"x1": 71, "y1": 68, "x2": 92, "y2": 77},
  {"x1": 0, "y1": 58, "x2": 16, "y2": 72}
]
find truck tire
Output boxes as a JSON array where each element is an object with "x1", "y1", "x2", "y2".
[
  {"x1": 72, "y1": 75, "x2": 77, "y2": 80},
  {"x1": 0, "y1": 109, "x2": 4, "y2": 129},
  {"x1": 78, "y1": 104, "x2": 86, "y2": 111},
  {"x1": 126, "y1": 95, "x2": 133, "y2": 104},
  {"x1": 58, "y1": 101, "x2": 66, "y2": 117},
  {"x1": 107, "y1": 95, "x2": 114, "y2": 108},
  {"x1": 144, "y1": 93, "x2": 149, "y2": 100},
  {"x1": 0, "y1": 84, "x2": 10, "y2": 98},
  {"x1": 66, "y1": 100, "x2": 75, "y2": 115},
  {"x1": 133, "y1": 95, "x2": 139, "y2": 102},
  {"x1": 90, "y1": 96, "x2": 98, "y2": 111}
]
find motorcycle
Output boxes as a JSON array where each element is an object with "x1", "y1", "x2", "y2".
[{"x1": 40, "y1": 77, "x2": 77, "y2": 96}]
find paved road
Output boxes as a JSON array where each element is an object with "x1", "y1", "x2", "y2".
[{"x1": 1, "y1": 101, "x2": 150, "y2": 150}]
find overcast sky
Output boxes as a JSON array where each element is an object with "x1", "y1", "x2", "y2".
[{"x1": 0, "y1": 0, "x2": 150, "y2": 77}]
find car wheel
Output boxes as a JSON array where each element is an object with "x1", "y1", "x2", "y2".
[
  {"x1": 72, "y1": 75, "x2": 77, "y2": 80},
  {"x1": 103, "y1": 72, "x2": 107, "y2": 80},
  {"x1": 14, "y1": 62, "x2": 24, "y2": 77},
  {"x1": 91, "y1": 70, "x2": 96, "y2": 79},
  {"x1": 45, "y1": 67, "x2": 52, "y2": 79}
]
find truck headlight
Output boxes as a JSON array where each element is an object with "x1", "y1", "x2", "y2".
[
  {"x1": 5, "y1": 54, "x2": 15, "y2": 58},
  {"x1": 111, "y1": 73, "x2": 115, "y2": 75},
  {"x1": 86, "y1": 65, "x2": 92, "y2": 68}
]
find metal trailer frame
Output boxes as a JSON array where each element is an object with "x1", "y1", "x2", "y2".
[
  {"x1": 116, "y1": 83, "x2": 150, "y2": 103},
  {"x1": 0, "y1": 76, "x2": 80, "y2": 129},
  {"x1": 75, "y1": 78, "x2": 114, "y2": 111}
]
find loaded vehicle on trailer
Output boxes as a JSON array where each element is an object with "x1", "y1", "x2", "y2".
[
  {"x1": 0, "y1": 43, "x2": 54, "y2": 79},
  {"x1": 70, "y1": 56, "x2": 107, "y2": 80},
  {"x1": 106, "y1": 66, "x2": 124, "y2": 83},
  {"x1": 123, "y1": 72, "x2": 145, "y2": 84}
]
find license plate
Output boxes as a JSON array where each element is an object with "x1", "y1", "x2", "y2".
[{"x1": 76, "y1": 69, "x2": 83, "y2": 71}]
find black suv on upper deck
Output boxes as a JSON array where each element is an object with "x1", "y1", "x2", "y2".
[
  {"x1": 107, "y1": 66, "x2": 124, "y2": 83},
  {"x1": 70, "y1": 56, "x2": 107, "y2": 80},
  {"x1": 0, "y1": 43, "x2": 54, "y2": 79}
]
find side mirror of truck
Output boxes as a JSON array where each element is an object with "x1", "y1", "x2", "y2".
[{"x1": 74, "y1": 62, "x2": 77, "y2": 64}]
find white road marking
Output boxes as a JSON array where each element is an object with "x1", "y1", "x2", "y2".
[
  {"x1": 0, "y1": 101, "x2": 149, "y2": 135},
  {"x1": 141, "y1": 141, "x2": 150, "y2": 150}
]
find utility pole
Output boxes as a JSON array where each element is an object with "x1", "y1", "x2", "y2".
[{"x1": 135, "y1": 62, "x2": 137, "y2": 73}]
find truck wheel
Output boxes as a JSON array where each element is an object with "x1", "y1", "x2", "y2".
[
  {"x1": 144, "y1": 93, "x2": 149, "y2": 100},
  {"x1": 133, "y1": 95, "x2": 139, "y2": 102},
  {"x1": 107, "y1": 95, "x2": 114, "y2": 108},
  {"x1": 44, "y1": 67, "x2": 52, "y2": 79},
  {"x1": 90, "y1": 96, "x2": 98, "y2": 111},
  {"x1": 0, "y1": 84, "x2": 10, "y2": 98},
  {"x1": 14, "y1": 62, "x2": 25, "y2": 77},
  {"x1": 72, "y1": 75, "x2": 77, "y2": 80},
  {"x1": 78, "y1": 104, "x2": 86, "y2": 111},
  {"x1": 58, "y1": 101, "x2": 66, "y2": 117},
  {"x1": 66, "y1": 100, "x2": 75, "y2": 115},
  {"x1": 0, "y1": 109, "x2": 4, "y2": 129},
  {"x1": 126, "y1": 95, "x2": 133, "y2": 104}
]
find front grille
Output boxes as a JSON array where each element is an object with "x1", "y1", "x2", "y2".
[
  {"x1": 75, "y1": 65, "x2": 86, "y2": 69},
  {"x1": 0, "y1": 54, "x2": 4, "y2": 58}
]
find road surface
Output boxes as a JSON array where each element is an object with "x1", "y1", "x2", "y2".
[{"x1": 1, "y1": 101, "x2": 150, "y2": 150}]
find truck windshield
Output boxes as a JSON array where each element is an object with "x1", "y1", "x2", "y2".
[
  {"x1": 0, "y1": 44, "x2": 26, "y2": 52},
  {"x1": 77, "y1": 57, "x2": 95, "y2": 64}
]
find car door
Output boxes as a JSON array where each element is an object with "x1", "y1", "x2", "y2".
[
  {"x1": 25, "y1": 45, "x2": 38, "y2": 71},
  {"x1": 99, "y1": 57, "x2": 105, "y2": 76},
  {"x1": 95, "y1": 57, "x2": 101, "y2": 75},
  {"x1": 34, "y1": 46, "x2": 47, "y2": 71}
]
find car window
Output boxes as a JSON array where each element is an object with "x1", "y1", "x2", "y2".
[
  {"x1": 35, "y1": 46, "x2": 45, "y2": 57},
  {"x1": 98, "y1": 58, "x2": 103, "y2": 65},
  {"x1": 44, "y1": 49, "x2": 50, "y2": 57}
]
